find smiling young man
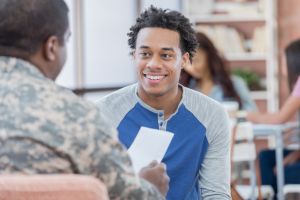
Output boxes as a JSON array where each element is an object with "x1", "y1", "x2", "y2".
[{"x1": 97, "y1": 6, "x2": 231, "y2": 200}]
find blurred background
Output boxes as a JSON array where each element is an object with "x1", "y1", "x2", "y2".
[{"x1": 59, "y1": 0, "x2": 300, "y2": 114}]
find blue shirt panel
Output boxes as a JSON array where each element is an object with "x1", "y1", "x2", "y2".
[
  {"x1": 118, "y1": 103, "x2": 159, "y2": 148},
  {"x1": 117, "y1": 103, "x2": 208, "y2": 200}
]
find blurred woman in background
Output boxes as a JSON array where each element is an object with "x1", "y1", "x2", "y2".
[
  {"x1": 180, "y1": 32, "x2": 256, "y2": 111},
  {"x1": 247, "y1": 39, "x2": 300, "y2": 196}
]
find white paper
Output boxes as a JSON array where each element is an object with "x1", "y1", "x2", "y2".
[{"x1": 128, "y1": 127, "x2": 174, "y2": 173}]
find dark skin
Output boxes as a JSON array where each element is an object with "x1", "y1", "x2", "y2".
[{"x1": 28, "y1": 30, "x2": 70, "y2": 81}]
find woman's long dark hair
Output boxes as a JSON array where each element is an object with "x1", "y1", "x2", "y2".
[
  {"x1": 285, "y1": 39, "x2": 300, "y2": 91},
  {"x1": 285, "y1": 39, "x2": 300, "y2": 140},
  {"x1": 180, "y1": 32, "x2": 242, "y2": 108}
]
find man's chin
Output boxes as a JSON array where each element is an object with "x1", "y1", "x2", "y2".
[{"x1": 144, "y1": 89, "x2": 166, "y2": 97}]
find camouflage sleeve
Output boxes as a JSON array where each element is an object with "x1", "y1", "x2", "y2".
[
  {"x1": 69, "y1": 108, "x2": 165, "y2": 200},
  {"x1": 0, "y1": 79, "x2": 164, "y2": 200},
  {"x1": 0, "y1": 118, "x2": 164, "y2": 200},
  {"x1": 92, "y1": 128, "x2": 164, "y2": 200}
]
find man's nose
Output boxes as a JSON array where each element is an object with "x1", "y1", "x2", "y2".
[{"x1": 146, "y1": 55, "x2": 162, "y2": 69}]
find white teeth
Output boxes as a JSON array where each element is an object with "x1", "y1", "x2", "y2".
[{"x1": 146, "y1": 75, "x2": 164, "y2": 80}]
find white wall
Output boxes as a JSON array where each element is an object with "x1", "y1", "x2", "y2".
[
  {"x1": 83, "y1": 0, "x2": 137, "y2": 88},
  {"x1": 141, "y1": 0, "x2": 181, "y2": 11}
]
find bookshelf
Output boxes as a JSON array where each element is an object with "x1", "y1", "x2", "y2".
[
  {"x1": 182, "y1": 0, "x2": 278, "y2": 112},
  {"x1": 225, "y1": 52, "x2": 265, "y2": 61},
  {"x1": 188, "y1": 14, "x2": 266, "y2": 23}
]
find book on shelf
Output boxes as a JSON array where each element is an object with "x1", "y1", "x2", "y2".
[
  {"x1": 186, "y1": 0, "x2": 265, "y2": 16},
  {"x1": 213, "y1": 0, "x2": 262, "y2": 16},
  {"x1": 196, "y1": 25, "x2": 246, "y2": 55},
  {"x1": 252, "y1": 26, "x2": 266, "y2": 53},
  {"x1": 258, "y1": 0, "x2": 266, "y2": 14},
  {"x1": 186, "y1": 0, "x2": 214, "y2": 15}
]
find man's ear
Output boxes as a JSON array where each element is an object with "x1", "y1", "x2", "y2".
[
  {"x1": 181, "y1": 52, "x2": 190, "y2": 69},
  {"x1": 131, "y1": 50, "x2": 136, "y2": 60},
  {"x1": 43, "y1": 36, "x2": 60, "y2": 61}
]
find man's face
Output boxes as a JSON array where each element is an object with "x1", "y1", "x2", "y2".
[{"x1": 134, "y1": 27, "x2": 189, "y2": 98}]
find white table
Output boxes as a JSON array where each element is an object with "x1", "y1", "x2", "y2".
[{"x1": 253, "y1": 122, "x2": 299, "y2": 200}]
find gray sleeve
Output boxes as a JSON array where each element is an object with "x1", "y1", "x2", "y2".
[
  {"x1": 232, "y1": 76, "x2": 257, "y2": 111},
  {"x1": 199, "y1": 106, "x2": 231, "y2": 200},
  {"x1": 94, "y1": 85, "x2": 138, "y2": 128}
]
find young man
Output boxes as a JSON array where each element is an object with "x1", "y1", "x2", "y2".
[
  {"x1": 0, "y1": 1, "x2": 168, "y2": 199},
  {"x1": 96, "y1": 6, "x2": 231, "y2": 200}
]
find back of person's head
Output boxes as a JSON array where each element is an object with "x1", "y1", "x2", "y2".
[
  {"x1": 127, "y1": 5, "x2": 197, "y2": 62},
  {"x1": 0, "y1": 0, "x2": 69, "y2": 59},
  {"x1": 285, "y1": 39, "x2": 300, "y2": 91}
]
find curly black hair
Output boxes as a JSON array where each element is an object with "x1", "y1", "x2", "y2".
[
  {"x1": 285, "y1": 39, "x2": 300, "y2": 91},
  {"x1": 128, "y1": 5, "x2": 197, "y2": 62}
]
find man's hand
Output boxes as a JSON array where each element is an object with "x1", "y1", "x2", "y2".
[{"x1": 139, "y1": 160, "x2": 170, "y2": 196}]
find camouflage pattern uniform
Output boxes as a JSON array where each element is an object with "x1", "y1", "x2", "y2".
[{"x1": 0, "y1": 56, "x2": 164, "y2": 200}]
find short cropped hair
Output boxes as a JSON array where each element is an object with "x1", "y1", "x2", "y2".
[
  {"x1": 128, "y1": 6, "x2": 197, "y2": 61},
  {"x1": 0, "y1": 0, "x2": 69, "y2": 57}
]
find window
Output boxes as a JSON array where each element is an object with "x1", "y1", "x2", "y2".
[{"x1": 57, "y1": 0, "x2": 137, "y2": 89}]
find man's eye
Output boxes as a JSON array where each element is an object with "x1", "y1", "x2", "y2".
[
  {"x1": 162, "y1": 54, "x2": 172, "y2": 59},
  {"x1": 139, "y1": 52, "x2": 151, "y2": 57}
]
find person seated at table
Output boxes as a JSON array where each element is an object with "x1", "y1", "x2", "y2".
[
  {"x1": 247, "y1": 39, "x2": 300, "y2": 196},
  {"x1": 180, "y1": 32, "x2": 257, "y2": 111}
]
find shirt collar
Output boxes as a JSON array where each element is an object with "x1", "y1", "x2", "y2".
[
  {"x1": 0, "y1": 56, "x2": 45, "y2": 79},
  {"x1": 133, "y1": 83, "x2": 185, "y2": 116}
]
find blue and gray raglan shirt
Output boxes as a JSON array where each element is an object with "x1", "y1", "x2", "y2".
[{"x1": 96, "y1": 84, "x2": 231, "y2": 200}]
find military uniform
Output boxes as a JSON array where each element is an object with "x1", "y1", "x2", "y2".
[{"x1": 0, "y1": 56, "x2": 163, "y2": 200}]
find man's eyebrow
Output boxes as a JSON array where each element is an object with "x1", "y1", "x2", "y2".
[
  {"x1": 139, "y1": 45, "x2": 150, "y2": 49},
  {"x1": 137, "y1": 46, "x2": 176, "y2": 52},
  {"x1": 162, "y1": 47, "x2": 175, "y2": 52}
]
